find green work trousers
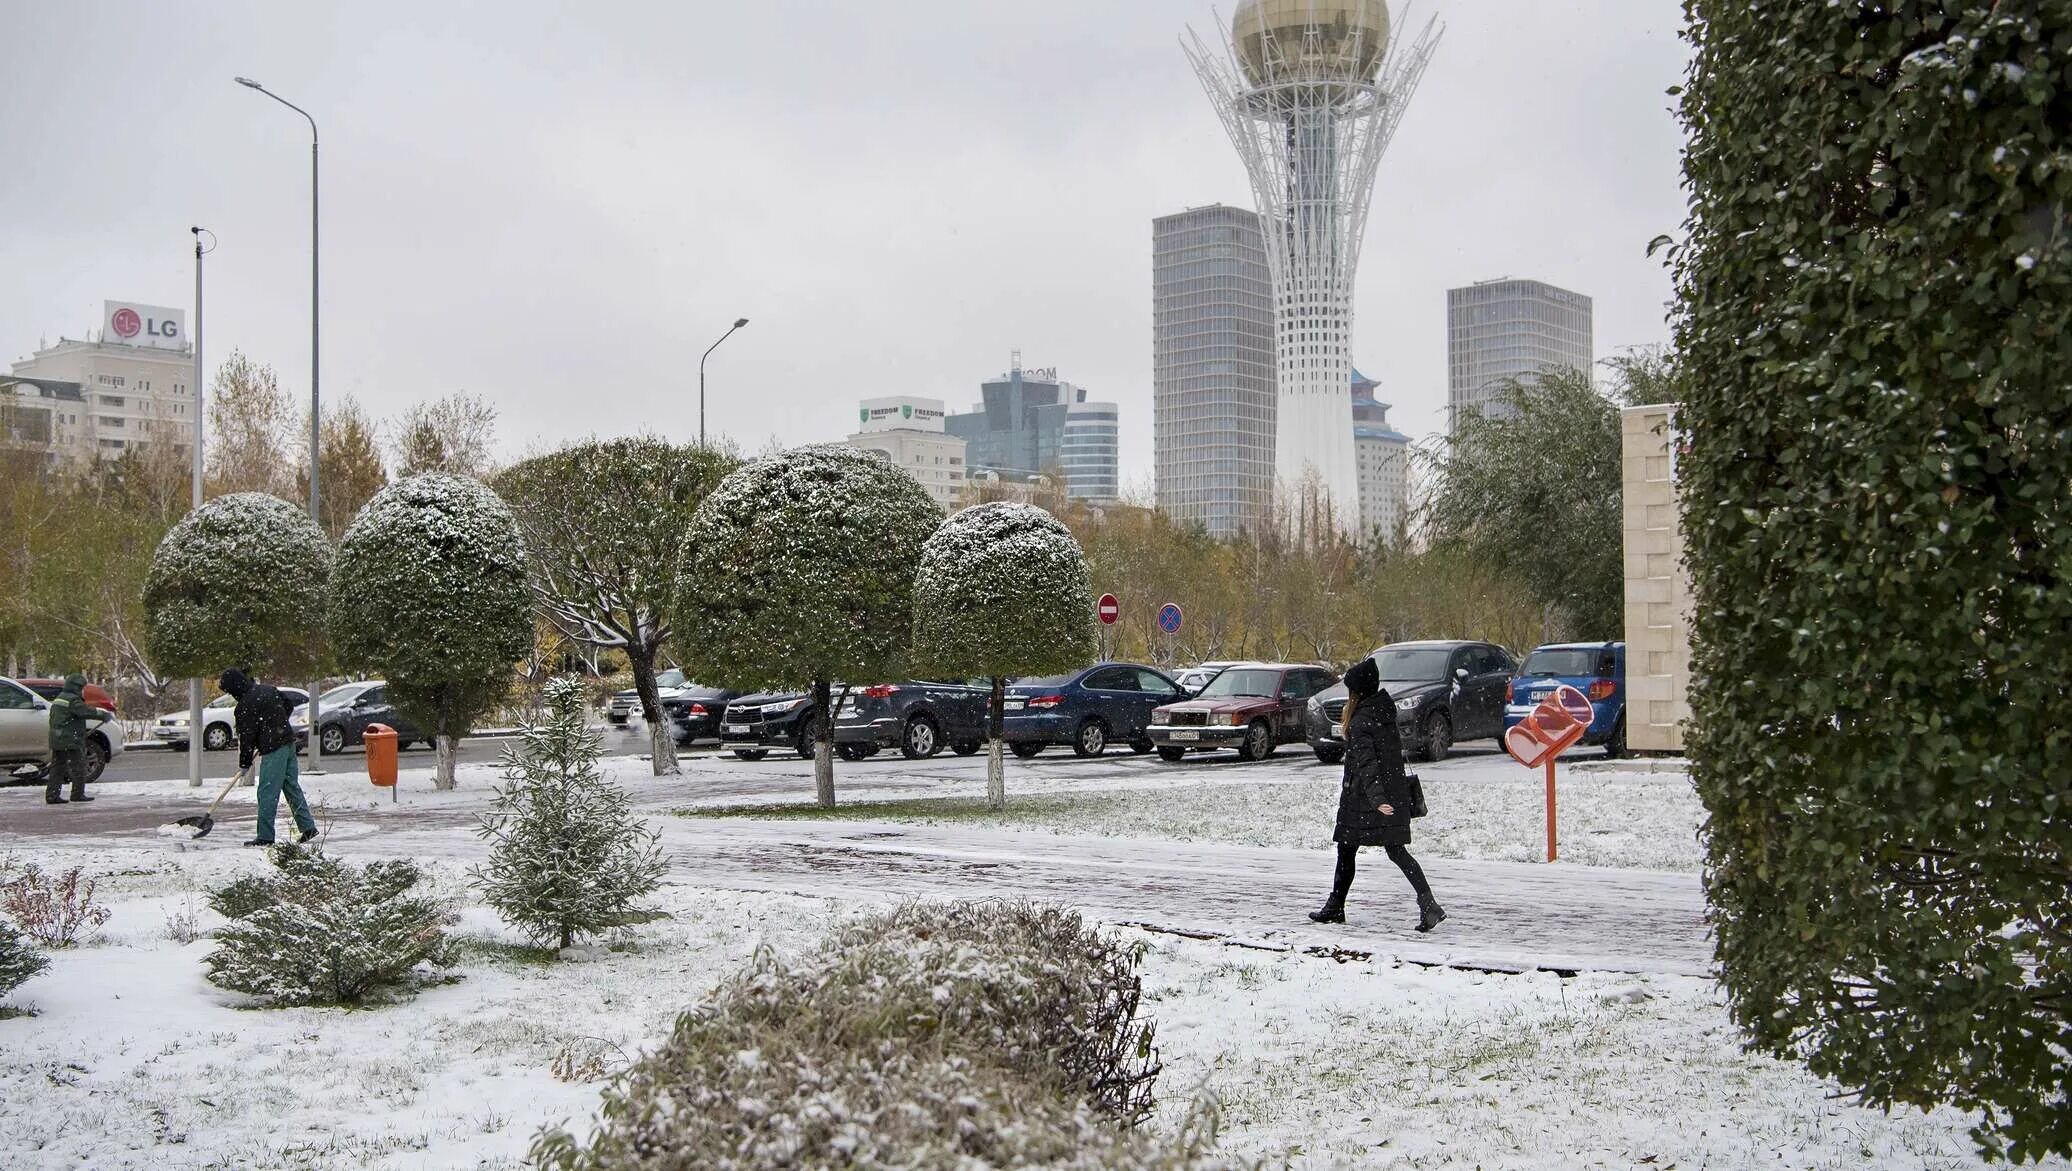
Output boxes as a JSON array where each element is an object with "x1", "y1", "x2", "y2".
[{"x1": 255, "y1": 744, "x2": 316, "y2": 843}]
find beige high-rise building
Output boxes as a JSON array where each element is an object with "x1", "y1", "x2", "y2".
[
  {"x1": 1621, "y1": 403, "x2": 1690, "y2": 752},
  {"x1": 845, "y1": 396, "x2": 967, "y2": 511},
  {"x1": 10, "y1": 301, "x2": 199, "y2": 463},
  {"x1": 1448, "y1": 278, "x2": 1593, "y2": 432},
  {"x1": 1350, "y1": 369, "x2": 1410, "y2": 545}
]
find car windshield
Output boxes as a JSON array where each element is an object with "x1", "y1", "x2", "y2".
[
  {"x1": 656, "y1": 669, "x2": 687, "y2": 689},
  {"x1": 1195, "y1": 669, "x2": 1280, "y2": 699},
  {"x1": 207, "y1": 694, "x2": 235, "y2": 709},
  {"x1": 1522, "y1": 649, "x2": 1606, "y2": 677},
  {"x1": 1370, "y1": 649, "x2": 1453, "y2": 682},
  {"x1": 316, "y1": 683, "x2": 373, "y2": 707}
]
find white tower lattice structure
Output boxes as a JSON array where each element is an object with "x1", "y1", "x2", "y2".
[{"x1": 1186, "y1": 1, "x2": 1438, "y2": 533}]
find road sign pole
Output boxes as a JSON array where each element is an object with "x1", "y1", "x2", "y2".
[{"x1": 1546, "y1": 758, "x2": 1558, "y2": 863}]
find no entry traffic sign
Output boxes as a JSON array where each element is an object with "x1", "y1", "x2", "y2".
[
  {"x1": 1156, "y1": 602, "x2": 1184, "y2": 635},
  {"x1": 1097, "y1": 594, "x2": 1119, "y2": 626}
]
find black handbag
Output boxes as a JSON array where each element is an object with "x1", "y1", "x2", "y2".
[{"x1": 1405, "y1": 772, "x2": 1428, "y2": 819}]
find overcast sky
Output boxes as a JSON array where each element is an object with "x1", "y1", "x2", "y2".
[{"x1": 1, "y1": 1, "x2": 1691, "y2": 491}]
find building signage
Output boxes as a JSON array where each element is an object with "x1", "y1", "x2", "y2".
[
  {"x1": 103, "y1": 301, "x2": 186, "y2": 351},
  {"x1": 857, "y1": 396, "x2": 947, "y2": 434}
]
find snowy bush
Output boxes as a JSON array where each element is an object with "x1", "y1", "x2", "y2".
[
  {"x1": 2, "y1": 864, "x2": 112, "y2": 948},
  {"x1": 329, "y1": 474, "x2": 533, "y2": 790},
  {"x1": 912, "y1": 503, "x2": 1098, "y2": 807},
  {"x1": 674, "y1": 445, "x2": 942, "y2": 808},
  {"x1": 143, "y1": 491, "x2": 332, "y2": 679},
  {"x1": 0, "y1": 920, "x2": 49, "y2": 1003},
  {"x1": 531, "y1": 901, "x2": 1226, "y2": 1171},
  {"x1": 472, "y1": 676, "x2": 666, "y2": 950},
  {"x1": 1676, "y1": 3, "x2": 2072, "y2": 1161},
  {"x1": 204, "y1": 845, "x2": 456, "y2": 1007}
]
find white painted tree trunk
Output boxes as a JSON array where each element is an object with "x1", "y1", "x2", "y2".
[
  {"x1": 435, "y1": 734, "x2": 459, "y2": 791},
  {"x1": 987, "y1": 738, "x2": 1005, "y2": 811},
  {"x1": 647, "y1": 717, "x2": 680, "y2": 776}
]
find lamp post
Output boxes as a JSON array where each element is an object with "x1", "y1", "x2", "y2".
[
  {"x1": 237, "y1": 76, "x2": 325, "y2": 770},
  {"x1": 188, "y1": 227, "x2": 213, "y2": 788},
  {"x1": 699, "y1": 318, "x2": 749, "y2": 448}
]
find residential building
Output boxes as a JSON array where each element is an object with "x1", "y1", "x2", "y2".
[
  {"x1": 1447, "y1": 278, "x2": 1594, "y2": 430},
  {"x1": 1350, "y1": 369, "x2": 1410, "y2": 545},
  {"x1": 1152, "y1": 204, "x2": 1275, "y2": 538},
  {"x1": 844, "y1": 395, "x2": 967, "y2": 510},
  {"x1": 10, "y1": 301, "x2": 198, "y2": 462},
  {"x1": 945, "y1": 357, "x2": 1119, "y2": 504},
  {"x1": 0, "y1": 377, "x2": 86, "y2": 465}
]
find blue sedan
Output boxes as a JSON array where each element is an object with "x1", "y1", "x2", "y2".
[{"x1": 1000, "y1": 663, "x2": 1188, "y2": 758}]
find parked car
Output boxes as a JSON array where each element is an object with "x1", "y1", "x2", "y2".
[
  {"x1": 718, "y1": 690, "x2": 820, "y2": 761},
  {"x1": 294, "y1": 681, "x2": 428, "y2": 755},
  {"x1": 661, "y1": 683, "x2": 743, "y2": 746},
  {"x1": 999, "y1": 663, "x2": 1186, "y2": 758},
  {"x1": 608, "y1": 668, "x2": 693, "y2": 725},
  {"x1": 834, "y1": 680, "x2": 989, "y2": 761},
  {"x1": 1149, "y1": 663, "x2": 1339, "y2": 762},
  {"x1": 152, "y1": 688, "x2": 307, "y2": 752},
  {"x1": 1504, "y1": 641, "x2": 1627, "y2": 757},
  {"x1": 0, "y1": 675, "x2": 123, "y2": 783},
  {"x1": 1172, "y1": 661, "x2": 1244, "y2": 698},
  {"x1": 1304, "y1": 640, "x2": 1519, "y2": 763}
]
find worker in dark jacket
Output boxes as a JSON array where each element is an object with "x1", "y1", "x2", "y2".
[
  {"x1": 46, "y1": 674, "x2": 110, "y2": 805},
  {"x1": 219, "y1": 668, "x2": 318, "y2": 847},
  {"x1": 1310, "y1": 656, "x2": 1446, "y2": 931}
]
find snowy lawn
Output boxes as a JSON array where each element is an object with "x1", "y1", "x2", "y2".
[
  {"x1": 0, "y1": 837, "x2": 2049, "y2": 1170},
  {"x1": 679, "y1": 756, "x2": 1708, "y2": 873}
]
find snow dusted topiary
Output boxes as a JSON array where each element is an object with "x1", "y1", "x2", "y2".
[
  {"x1": 532, "y1": 901, "x2": 1227, "y2": 1171},
  {"x1": 912, "y1": 502, "x2": 1097, "y2": 808},
  {"x1": 0, "y1": 920, "x2": 49, "y2": 1006},
  {"x1": 674, "y1": 445, "x2": 941, "y2": 808},
  {"x1": 143, "y1": 491, "x2": 332, "y2": 679},
  {"x1": 204, "y1": 845, "x2": 455, "y2": 1007},
  {"x1": 329, "y1": 474, "x2": 532, "y2": 790},
  {"x1": 472, "y1": 676, "x2": 666, "y2": 951}
]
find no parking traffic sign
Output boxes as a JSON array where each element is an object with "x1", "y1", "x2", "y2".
[{"x1": 1156, "y1": 602, "x2": 1184, "y2": 635}]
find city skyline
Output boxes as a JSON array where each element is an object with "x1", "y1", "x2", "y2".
[{"x1": 0, "y1": 1, "x2": 1689, "y2": 493}]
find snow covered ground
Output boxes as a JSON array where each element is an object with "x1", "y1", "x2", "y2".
[{"x1": 0, "y1": 750, "x2": 2052, "y2": 1169}]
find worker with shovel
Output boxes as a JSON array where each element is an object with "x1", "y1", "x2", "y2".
[
  {"x1": 218, "y1": 669, "x2": 318, "y2": 847},
  {"x1": 45, "y1": 674, "x2": 110, "y2": 805}
]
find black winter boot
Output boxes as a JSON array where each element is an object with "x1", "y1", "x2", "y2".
[
  {"x1": 1308, "y1": 900, "x2": 1345, "y2": 924},
  {"x1": 1416, "y1": 896, "x2": 1447, "y2": 933}
]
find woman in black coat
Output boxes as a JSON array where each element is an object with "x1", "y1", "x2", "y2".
[{"x1": 1310, "y1": 656, "x2": 1446, "y2": 932}]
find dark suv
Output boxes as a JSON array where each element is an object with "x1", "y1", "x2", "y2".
[
  {"x1": 717, "y1": 690, "x2": 818, "y2": 761},
  {"x1": 835, "y1": 681, "x2": 989, "y2": 760},
  {"x1": 1304, "y1": 641, "x2": 1518, "y2": 763}
]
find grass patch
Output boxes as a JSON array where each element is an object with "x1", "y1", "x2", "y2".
[{"x1": 447, "y1": 937, "x2": 562, "y2": 968}]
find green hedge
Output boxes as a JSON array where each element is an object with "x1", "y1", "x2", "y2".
[{"x1": 1674, "y1": 3, "x2": 2070, "y2": 1159}]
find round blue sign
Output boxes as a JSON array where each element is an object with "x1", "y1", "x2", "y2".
[{"x1": 1157, "y1": 602, "x2": 1184, "y2": 635}]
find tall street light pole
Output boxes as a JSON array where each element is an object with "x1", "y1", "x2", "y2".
[
  {"x1": 237, "y1": 76, "x2": 325, "y2": 769},
  {"x1": 188, "y1": 227, "x2": 213, "y2": 788},
  {"x1": 699, "y1": 318, "x2": 749, "y2": 449}
]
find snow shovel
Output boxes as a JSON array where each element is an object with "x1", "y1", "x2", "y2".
[{"x1": 174, "y1": 768, "x2": 249, "y2": 840}]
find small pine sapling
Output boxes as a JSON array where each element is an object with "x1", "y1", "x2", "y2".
[
  {"x1": 472, "y1": 676, "x2": 667, "y2": 951},
  {"x1": 0, "y1": 920, "x2": 50, "y2": 1004}
]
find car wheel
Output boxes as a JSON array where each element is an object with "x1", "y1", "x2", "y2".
[
  {"x1": 901, "y1": 715, "x2": 942, "y2": 760},
  {"x1": 202, "y1": 723, "x2": 232, "y2": 751},
  {"x1": 1605, "y1": 714, "x2": 1628, "y2": 759},
  {"x1": 320, "y1": 725, "x2": 347, "y2": 756},
  {"x1": 951, "y1": 742, "x2": 981, "y2": 756},
  {"x1": 794, "y1": 732, "x2": 816, "y2": 760},
  {"x1": 1314, "y1": 744, "x2": 1346, "y2": 765},
  {"x1": 1156, "y1": 746, "x2": 1186, "y2": 762},
  {"x1": 1072, "y1": 720, "x2": 1107, "y2": 758},
  {"x1": 83, "y1": 739, "x2": 110, "y2": 784},
  {"x1": 733, "y1": 749, "x2": 769, "y2": 762},
  {"x1": 1420, "y1": 711, "x2": 1452, "y2": 763},
  {"x1": 1238, "y1": 720, "x2": 1274, "y2": 762},
  {"x1": 1009, "y1": 742, "x2": 1045, "y2": 759},
  {"x1": 1130, "y1": 738, "x2": 1153, "y2": 755}
]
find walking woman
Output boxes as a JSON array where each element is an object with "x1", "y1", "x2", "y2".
[{"x1": 1310, "y1": 656, "x2": 1446, "y2": 931}]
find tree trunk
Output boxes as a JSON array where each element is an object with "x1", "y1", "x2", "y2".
[
  {"x1": 813, "y1": 676, "x2": 835, "y2": 809},
  {"x1": 434, "y1": 734, "x2": 459, "y2": 791},
  {"x1": 987, "y1": 675, "x2": 1006, "y2": 811},
  {"x1": 629, "y1": 646, "x2": 679, "y2": 777}
]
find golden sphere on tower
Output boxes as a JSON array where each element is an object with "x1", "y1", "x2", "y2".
[{"x1": 1232, "y1": 0, "x2": 1392, "y2": 87}]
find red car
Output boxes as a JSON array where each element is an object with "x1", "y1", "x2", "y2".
[
  {"x1": 18, "y1": 678, "x2": 118, "y2": 716},
  {"x1": 1147, "y1": 662, "x2": 1339, "y2": 762}
]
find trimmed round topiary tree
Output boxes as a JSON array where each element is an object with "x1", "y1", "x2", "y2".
[
  {"x1": 674, "y1": 445, "x2": 941, "y2": 808},
  {"x1": 329, "y1": 474, "x2": 532, "y2": 790},
  {"x1": 143, "y1": 492, "x2": 332, "y2": 679},
  {"x1": 1675, "y1": 3, "x2": 2072, "y2": 1159},
  {"x1": 911, "y1": 502, "x2": 1097, "y2": 809}
]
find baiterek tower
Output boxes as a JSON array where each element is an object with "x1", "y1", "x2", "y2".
[{"x1": 1186, "y1": 1, "x2": 1438, "y2": 534}]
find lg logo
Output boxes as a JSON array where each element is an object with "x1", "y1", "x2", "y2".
[
  {"x1": 111, "y1": 308, "x2": 141, "y2": 338},
  {"x1": 111, "y1": 308, "x2": 179, "y2": 342}
]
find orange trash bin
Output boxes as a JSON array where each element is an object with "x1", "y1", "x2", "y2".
[{"x1": 364, "y1": 723, "x2": 399, "y2": 794}]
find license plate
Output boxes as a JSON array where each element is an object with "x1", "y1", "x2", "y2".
[
  {"x1": 1005, "y1": 700, "x2": 1025, "y2": 711},
  {"x1": 723, "y1": 724, "x2": 751, "y2": 735},
  {"x1": 1171, "y1": 731, "x2": 1199, "y2": 742},
  {"x1": 1330, "y1": 724, "x2": 1344, "y2": 739}
]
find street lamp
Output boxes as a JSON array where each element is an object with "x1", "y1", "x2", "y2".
[
  {"x1": 238, "y1": 75, "x2": 325, "y2": 770},
  {"x1": 699, "y1": 317, "x2": 750, "y2": 448},
  {"x1": 188, "y1": 226, "x2": 213, "y2": 788}
]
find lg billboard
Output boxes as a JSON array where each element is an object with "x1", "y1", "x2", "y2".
[{"x1": 103, "y1": 301, "x2": 186, "y2": 351}]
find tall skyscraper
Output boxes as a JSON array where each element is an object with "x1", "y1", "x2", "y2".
[
  {"x1": 1350, "y1": 368, "x2": 1410, "y2": 545},
  {"x1": 1446, "y1": 277, "x2": 1594, "y2": 430},
  {"x1": 1153, "y1": 204, "x2": 1275, "y2": 537},
  {"x1": 945, "y1": 357, "x2": 1120, "y2": 504},
  {"x1": 1187, "y1": 1, "x2": 1439, "y2": 532}
]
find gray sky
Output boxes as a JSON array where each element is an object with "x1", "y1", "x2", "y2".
[{"x1": 1, "y1": 1, "x2": 1691, "y2": 490}]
